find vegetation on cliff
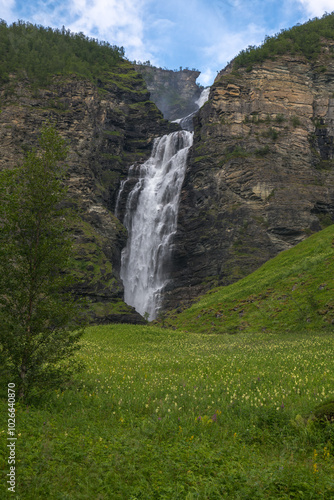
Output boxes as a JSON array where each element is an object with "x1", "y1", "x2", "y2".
[
  {"x1": 171, "y1": 12, "x2": 334, "y2": 311},
  {"x1": 0, "y1": 19, "x2": 178, "y2": 325},
  {"x1": 234, "y1": 12, "x2": 334, "y2": 70},
  {"x1": 164, "y1": 225, "x2": 334, "y2": 334},
  {"x1": 0, "y1": 20, "x2": 125, "y2": 85}
]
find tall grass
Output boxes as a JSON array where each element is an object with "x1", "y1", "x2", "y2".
[{"x1": 1, "y1": 325, "x2": 333, "y2": 498}]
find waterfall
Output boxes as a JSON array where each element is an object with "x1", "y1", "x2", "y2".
[
  {"x1": 117, "y1": 88, "x2": 209, "y2": 320},
  {"x1": 118, "y1": 131, "x2": 193, "y2": 319},
  {"x1": 195, "y1": 87, "x2": 210, "y2": 108},
  {"x1": 172, "y1": 87, "x2": 211, "y2": 131}
]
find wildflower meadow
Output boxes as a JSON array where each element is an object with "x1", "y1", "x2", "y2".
[{"x1": 1, "y1": 324, "x2": 333, "y2": 498}]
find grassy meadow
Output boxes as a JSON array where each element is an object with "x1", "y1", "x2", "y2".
[
  {"x1": 1, "y1": 324, "x2": 334, "y2": 499},
  {"x1": 1, "y1": 227, "x2": 334, "y2": 498}
]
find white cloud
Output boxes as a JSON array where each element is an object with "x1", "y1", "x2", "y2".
[
  {"x1": 197, "y1": 68, "x2": 215, "y2": 87},
  {"x1": 151, "y1": 18, "x2": 175, "y2": 31},
  {"x1": 27, "y1": 0, "x2": 156, "y2": 63},
  {"x1": 298, "y1": 0, "x2": 334, "y2": 17},
  {"x1": 0, "y1": 0, "x2": 16, "y2": 24},
  {"x1": 198, "y1": 21, "x2": 268, "y2": 84}
]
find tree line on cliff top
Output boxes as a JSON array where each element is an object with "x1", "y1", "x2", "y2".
[
  {"x1": 234, "y1": 12, "x2": 334, "y2": 70},
  {"x1": 0, "y1": 20, "x2": 125, "y2": 85}
]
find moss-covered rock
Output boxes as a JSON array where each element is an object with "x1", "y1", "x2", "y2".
[{"x1": 0, "y1": 59, "x2": 177, "y2": 324}]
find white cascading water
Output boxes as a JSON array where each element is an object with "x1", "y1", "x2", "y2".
[
  {"x1": 172, "y1": 87, "x2": 210, "y2": 131},
  {"x1": 119, "y1": 131, "x2": 192, "y2": 319},
  {"x1": 195, "y1": 87, "x2": 210, "y2": 108},
  {"x1": 117, "y1": 88, "x2": 209, "y2": 319}
]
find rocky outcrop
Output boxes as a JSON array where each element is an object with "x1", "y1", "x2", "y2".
[
  {"x1": 0, "y1": 60, "x2": 177, "y2": 323},
  {"x1": 165, "y1": 48, "x2": 334, "y2": 311},
  {"x1": 134, "y1": 65, "x2": 202, "y2": 120},
  {"x1": 4, "y1": 40, "x2": 334, "y2": 322}
]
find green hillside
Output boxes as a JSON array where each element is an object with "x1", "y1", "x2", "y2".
[
  {"x1": 164, "y1": 225, "x2": 334, "y2": 334},
  {"x1": 0, "y1": 20, "x2": 124, "y2": 85},
  {"x1": 233, "y1": 12, "x2": 334, "y2": 70}
]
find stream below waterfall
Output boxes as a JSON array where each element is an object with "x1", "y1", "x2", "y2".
[{"x1": 116, "y1": 88, "x2": 209, "y2": 320}]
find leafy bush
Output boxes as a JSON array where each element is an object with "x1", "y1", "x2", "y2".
[
  {"x1": 224, "y1": 145, "x2": 251, "y2": 161},
  {"x1": 255, "y1": 145, "x2": 270, "y2": 156},
  {"x1": 262, "y1": 127, "x2": 279, "y2": 140},
  {"x1": 291, "y1": 116, "x2": 301, "y2": 128},
  {"x1": 275, "y1": 113, "x2": 285, "y2": 123}
]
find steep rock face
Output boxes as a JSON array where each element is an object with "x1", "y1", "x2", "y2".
[
  {"x1": 165, "y1": 49, "x2": 334, "y2": 311},
  {"x1": 0, "y1": 61, "x2": 177, "y2": 323},
  {"x1": 134, "y1": 65, "x2": 202, "y2": 120}
]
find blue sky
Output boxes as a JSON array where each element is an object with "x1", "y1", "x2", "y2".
[{"x1": 1, "y1": 0, "x2": 334, "y2": 85}]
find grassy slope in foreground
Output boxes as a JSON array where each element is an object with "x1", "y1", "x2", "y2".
[
  {"x1": 0, "y1": 325, "x2": 333, "y2": 498},
  {"x1": 165, "y1": 225, "x2": 334, "y2": 334}
]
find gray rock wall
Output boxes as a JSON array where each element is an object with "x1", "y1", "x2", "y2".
[
  {"x1": 134, "y1": 65, "x2": 202, "y2": 120},
  {"x1": 0, "y1": 61, "x2": 177, "y2": 323},
  {"x1": 164, "y1": 50, "x2": 334, "y2": 312}
]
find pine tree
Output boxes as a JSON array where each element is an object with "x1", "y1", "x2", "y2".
[{"x1": 0, "y1": 125, "x2": 84, "y2": 400}]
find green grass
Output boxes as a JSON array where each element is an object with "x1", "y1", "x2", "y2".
[
  {"x1": 165, "y1": 225, "x2": 334, "y2": 335},
  {"x1": 1, "y1": 325, "x2": 334, "y2": 498},
  {"x1": 0, "y1": 228, "x2": 334, "y2": 498}
]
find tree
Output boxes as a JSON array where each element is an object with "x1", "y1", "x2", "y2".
[{"x1": 0, "y1": 125, "x2": 85, "y2": 400}]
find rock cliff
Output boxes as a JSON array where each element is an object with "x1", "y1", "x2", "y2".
[
  {"x1": 134, "y1": 65, "x2": 202, "y2": 120},
  {"x1": 0, "y1": 60, "x2": 177, "y2": 323},
  {"x1": 165, "y1": 47, "x2": 334, "y2": 311},
  {"x1": 3, "y1": 23, "x2": 334, "y2": 323}
]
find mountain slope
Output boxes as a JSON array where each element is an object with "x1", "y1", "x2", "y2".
[
  {"x1": 163, "y1": 224, "x2": 334, "y2": 333},
  {"x1": 0, "y1": 21, "x2": 178, "y2": 323},
  {"x1": 165, "y1": 14, "x2": 334, "y2": 313},
  {"x1": 233, "y1": 12, "x2": 334, "y2": 70}
]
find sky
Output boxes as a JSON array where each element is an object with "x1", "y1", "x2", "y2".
[{"x1": 1, "y1": 0, "x2": 334, "y2": 85}]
